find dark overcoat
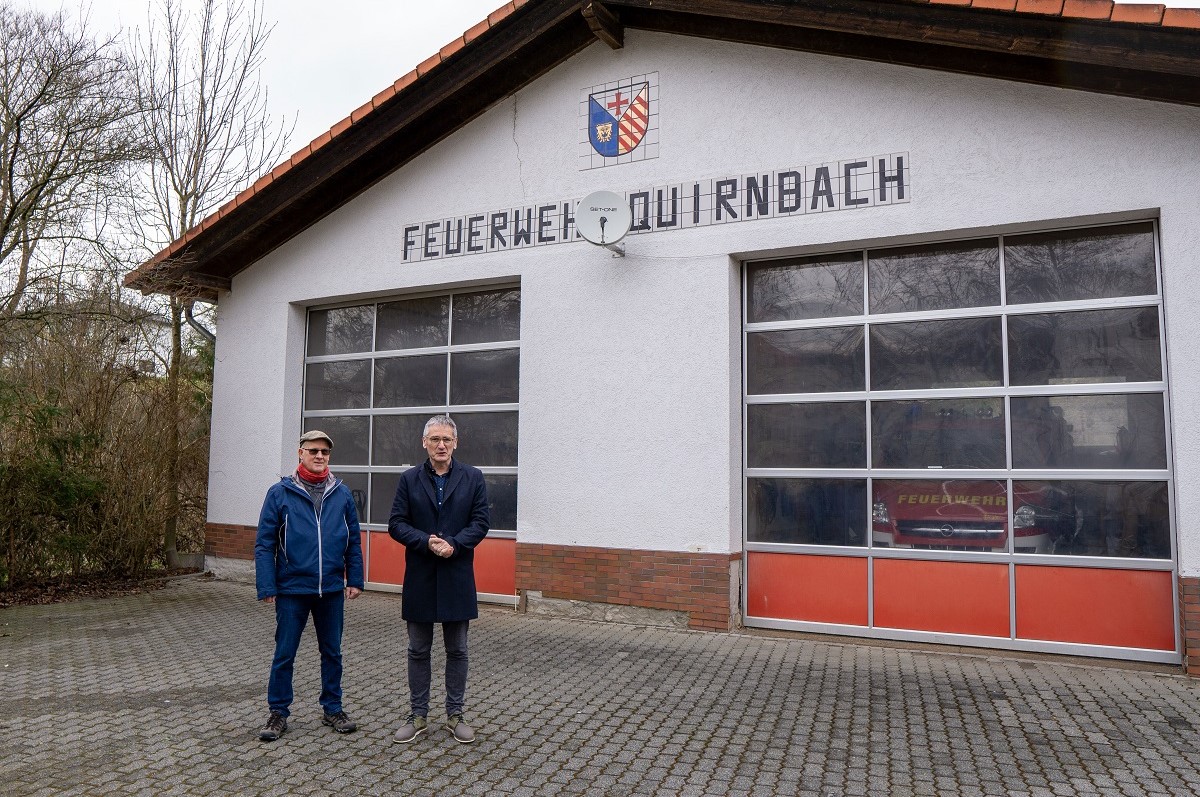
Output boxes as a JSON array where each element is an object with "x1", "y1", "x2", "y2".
[{"x1": 388, "y1": 460, "x2": 490, "y2": 622}]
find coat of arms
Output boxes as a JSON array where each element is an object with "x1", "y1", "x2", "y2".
[{"x1": 588, "y1": 82, "x2": 650, "y2": 157}]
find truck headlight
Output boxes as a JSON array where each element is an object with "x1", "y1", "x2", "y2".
[
  {"x1": 1014, "y1": 504, "x2": 1037, "y2": 529},
  {"x1": 872, "y1": 501, "x2": 890, "y2": 525}
]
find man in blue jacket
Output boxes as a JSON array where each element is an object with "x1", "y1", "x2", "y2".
[
  {"x1": 389, "y1": 414, "x2": 489, "y2": 744},
  {"x1": 254, "y1": 430, "x2": 364, "y2": 742}
]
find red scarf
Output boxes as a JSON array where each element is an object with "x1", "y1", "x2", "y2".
[{"x1": 296, "y1": 463, "x2": 329, "y2": 484}]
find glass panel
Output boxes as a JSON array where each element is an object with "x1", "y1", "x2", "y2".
[
  {"x1": 304, "y1": 361, "x2": 371, "y2": 410},
  {"x1": 376, "y1": 295, "x2": 449, "y2": 351},
  {"x1": 452, "y1": 412, "x2": 519, "y2": 467},
  {"x1": 1004, "y1": 223, "x2": 1156, "y2": 305},
  {"x1": 747, "y1": 478, "x2": 867, "y2": 545},
  {"x1": 872, "y1": 398, "x2": 1005, "y2": 469},
  {"x1": 746, "y1": 327, "x2": 865, "y2": 395},
  {"x1": 369, "y1": 472, "x2": 402, "y2": 526},
  {"x1": 747, "y1": 403, "x2": 866, "y2": 468},
  {"x1": 374, "y1": 354, "x2": 447, "y2": 408},
  {"x1": 451, "y1": 349, "x2": 519, "y2": 405},
  {"x1": 868, "y1": 239, "x2": 1000, "y2": 314},
  {"x1": 303, "y1": 416, "x2": 369, "y2": 466},
  {"x1": 873, "y1": 480, "x2": 1009, "y2": 552},
  {"x1": 1008, "y1": 307, "x2": 1162, "y2": 386},
  {"x1": 746, "y1": 252, "x2": 863, "y2": 322},
  {"x1": 307, "y1": 305, "x2": 374, "y2": 356},
  {"x1": 1011, "y1": 394, "x2": 1167, "y2": 469},
  {"x1": 372, "y1": 414, "x2": 429, "y2": 467},
  {"x1": 485, "y1": 474, "x2": 518, "y2": 530},
  {"x1": 452, "y1": 288, "x2": 521, "y2": 344},
  {"x1": 338, "y1": 471, "x2": 368, "y2": 521},
  {"x1": 1013, "y1": 480, "x2": 1170, "y2": 558},
  {"x1": 870, "y1": 317, "x2": 1002, "y2": 390}
]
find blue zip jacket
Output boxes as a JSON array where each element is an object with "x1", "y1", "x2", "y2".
[{"x1": 255, "y1": 474, "x2": 364, "y2": 599}]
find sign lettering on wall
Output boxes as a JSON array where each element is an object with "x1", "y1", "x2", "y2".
[{"x1": 400, "y1": 152, "x2": 909, "y2": 263}]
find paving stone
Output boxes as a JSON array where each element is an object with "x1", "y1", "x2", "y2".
[{"x1": 4, "y1": 577, "x2": 1200, "y2": 796}]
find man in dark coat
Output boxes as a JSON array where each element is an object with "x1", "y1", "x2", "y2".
[{"x1": 388, "y1": 414, "x2": 489, "y2": 744}]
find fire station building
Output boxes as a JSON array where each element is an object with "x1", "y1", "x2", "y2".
[{"x1": 127, "y1": 0, "x2": 1200, "y2": 670}]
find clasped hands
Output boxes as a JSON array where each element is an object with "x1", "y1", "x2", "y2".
[{"x1": 427, "y1": 534, "x2": 453, "y2": 558}]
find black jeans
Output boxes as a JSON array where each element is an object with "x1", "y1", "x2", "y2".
[{"x1": 407, "y1": 620, "x2": 469, "y2": 717}]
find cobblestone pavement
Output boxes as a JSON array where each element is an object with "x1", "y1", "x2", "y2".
[{"x1": 4, "y1": 576, "x2": 1200, "y2": 797}]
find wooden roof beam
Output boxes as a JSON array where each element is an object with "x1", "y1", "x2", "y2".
[{"x1": 584, "y1": 1, "x2": 624, "y2": 49}]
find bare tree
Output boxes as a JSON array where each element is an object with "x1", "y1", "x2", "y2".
[
  {"x1": 125, "y1": 0, "x2": 291, "y2": 565},
  {"x1": 0, "y1": 3, "x2": 142, "y2": 324}
]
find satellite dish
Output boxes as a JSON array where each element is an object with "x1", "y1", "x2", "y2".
[{"x1": 577, "y1": 191, "x2": 631, "y2": 256}]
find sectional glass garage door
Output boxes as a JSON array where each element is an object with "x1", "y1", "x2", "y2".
[{"x1": 742, "y1": 221, "x2": 1177, "y2": 661}]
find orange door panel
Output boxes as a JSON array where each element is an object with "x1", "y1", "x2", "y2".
[
  {"x1": 474, "y1": 537, "x2": 516, "y2": 596},
  {"x1": 747, "y1": 552, "x2": 868, "y2": 626},
  {"x1": 1016, "y1": 566, "x2": 1175, "y2": 651},
  {"x1": 874, "y1": 559, "x2": 1009, "y2": 637},
  {"x1": 367, "y1": 530, "x2": 406, "y2": 585}
]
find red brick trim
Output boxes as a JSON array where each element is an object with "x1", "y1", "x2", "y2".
[
  {"x1": 516, "y1": 543, "x2": 740, "y2": 631},
  {"x1": 1180, "y1": 575, "x2": 1200, "y2": 676},
  {"x1": 204, "y1": 523, "x2": 256, "y2": 560}
]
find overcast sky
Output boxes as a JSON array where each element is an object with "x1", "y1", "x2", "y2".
[
  {"x1": 21, "y1": 0, "x2": 506, "y2": 151},
  {"x1": 20, "y1": 0, "x2": 1200, "y2": 159}
]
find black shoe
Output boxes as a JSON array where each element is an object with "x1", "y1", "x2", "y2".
[
  {"x1": 322, "y1": 710, "x2": 357, "y2": 733},
  {"x1": 259, "y1": 711, "x2": 287, "y2": 742}
]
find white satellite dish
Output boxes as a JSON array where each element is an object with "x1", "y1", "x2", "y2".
[{"x1": 576, "y1": 190, "x2": 632, "y2": 256}]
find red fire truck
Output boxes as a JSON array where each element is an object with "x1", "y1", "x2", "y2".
[{"x1": 871, "y1": 480, "x2": 1070, "y2": 553}]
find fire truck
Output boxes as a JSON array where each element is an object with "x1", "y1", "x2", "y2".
[{"x1": 871, "y1": 479, "x2": 1071, "y2": 553}]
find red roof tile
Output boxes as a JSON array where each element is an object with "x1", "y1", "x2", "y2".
[
  {"x1": 1163, "y1": 8, "x2": 1200, "y2": 28},
  {"x1": 1111, "y1": 4, "x2": 1165, "y2": 24},
  {"x1": 1015, "y1": 0, "x2": 1065, "y2": 14},
  {"x1": 972, "y1": 0, "x2": 1018, "y2": 10},
  {"x1": 1062, "y1": 0, "x2": 1113, "y2": 19}
]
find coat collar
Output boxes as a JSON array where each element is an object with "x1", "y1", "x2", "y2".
[{"x1": 423, "y1": 458, "x2": 464, "y2": 506}]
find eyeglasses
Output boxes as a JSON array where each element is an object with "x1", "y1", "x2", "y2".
[
  {"x1": 301, "y1": 447, "x2": 331, "y2": 456},
  {"x1": 424, "y1": 436, "x2": 456, "y2": 445}
]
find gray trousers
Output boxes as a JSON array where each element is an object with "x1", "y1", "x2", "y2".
[{"x1": 407, "y1": 620, "x2": 469, "y2": 717}]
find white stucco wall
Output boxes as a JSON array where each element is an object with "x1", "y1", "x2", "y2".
[{"x1": 208, "y1": 31, "x2": 1200, "y2": 565}]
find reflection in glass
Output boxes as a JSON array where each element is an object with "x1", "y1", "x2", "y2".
[
  {"x1": 377, "y1": 295, "x2": 448, "y2": 351},
  {"x1": 872, "y1": 399, "x2": 1005, "y2": 469},
  {"x1": 747, "y1": 478, "x2": 867, "y2": 545},
  {"x1": 1013, "y1": 480, "x2": 1169, "y2": 558},
  {"x1": 307, "y1": 305, "x2": 374, "y2": 356},
  {"x1": 451, "y1": 349, "x2": 519, "y2": 405},
  {"x1": 452, "y1": 288, "x2": 521, "y2": 345},
  {"x1": 304, "y1": 416, "x2": 369, "y2": 466},
  {"x1": 338, "y1": 471, "x2": 368, "y2": 521},
  {"x1": 374, "y1": 355, "x2": 447, "y2": 408},
  {"x1": 747, "y1": 403, "x2": 865, "y2": 468},
  {"x1": 369, "y1": 472, "x2": 402, "y2": 525},
  {"x1": 872, "y1": 480, "x2": 1010, "y2": 552},
  {"x1": 869, "y1": 239, "x2": 1000, "y2": 314},
  {"x1": 747, "y1": 326, "x2": 864, "y2": 395},
  {"x1": 485, "y1": 474, "x2": 517, "y2": 530},
  {"x1": 1008, "y1": 307, "x2": 1162, "y2": 386},
  {"x1": 1005, "y1": 223, "x2": 1156, "y2": 305},
  {"x1": 1011, "y1": 394, "x2": 1166, "y2": 469},
  {"x1": 746, "y1": 252, "x2": 863, "y2": 322},
  {"x1": 305, "y1": 361, "x2": 371, "y2": 410},
  {"x1": 372, "y1": 414, "x2": 429, "y2": 467},
  {"x1": 870, "y1": 317, "x2": 1002, "y2": 390},
  {"x1": 452, "y1": 412, "x2": 518, "y2": 467}
]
